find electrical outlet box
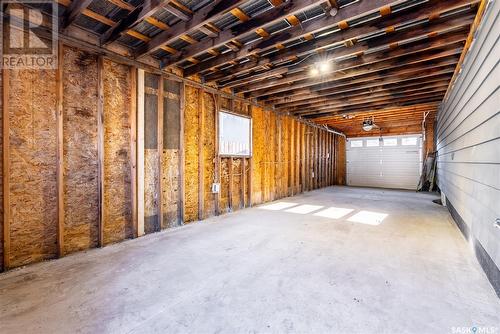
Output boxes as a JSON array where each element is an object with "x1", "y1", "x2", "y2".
[{"x1": 212, "y1": 183, "x2": 220, "y2": 194}]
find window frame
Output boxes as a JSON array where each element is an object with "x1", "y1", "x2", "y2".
[{"x1": 218, "y1": 109, "x2": 253, "y2": 158}]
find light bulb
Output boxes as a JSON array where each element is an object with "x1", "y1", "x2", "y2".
[
  {"x1": 319, "y1": 61, "x2": 331, "y2": 72},
  {"x1": 310, "y1": 67, "x2": 319, "y2": 76}
]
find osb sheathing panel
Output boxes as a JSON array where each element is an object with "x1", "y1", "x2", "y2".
[
  {"x1": 8, "y1": 69, "x2": 58, "y2": 268},
  {"x1": 183, "y1": 85, "x2": 199, "y2": 222},
  {"x1": 232, "y1": 158, "x2": 242, "y2": 210},
  {"x1": 251, "y1": 106, "x2": 264, "y2": 205},
  {"x1": 62, "y1": 46, "x2": 99, "y2": 254},
  {"x1": 103, "y1": 59, "x2": 133, "y2": 244},
  {"x1": 144, "y1": 73, "x2": 159, "y2": 232},
  {"x1": 220, "y1": 158, "x2": 230, "y2": 214},
  {"x1": 145, "y1": 149, "x2": 159, "y2": 233},
  {"x1": 162, "y1": 80, "x2": 181, "y2": 228},
  {"x1": 162, "y1": 149, "x2": 179, "y2": 228},
  {"x1": 0, "y1": 71, "x2": 3, "y2": 271},
  {"x1": 202, "y1": 92, "x2": 216, "y2": 218},
  {"x1": 335, "y1": 135, "x2": 347, "y2": 185}
]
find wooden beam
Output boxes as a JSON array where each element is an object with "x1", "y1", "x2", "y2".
[
  {"x1": 262, "y1": 65, "x2": 456, "y2": 103},
  {"x1": 306, "y1": 99, "x2": 442, "y2": 119},
  {"x1": 129, "y1": 66, "x2": 138, "y2": 238},
  {"x1": 56, "y1": 42, "x2": 65, "y2": 257},
  {"x1": 247, "y1": 104, "x2": 253, "y2": 206},
  {"x1": 214, "y1": 93, "x2": 221, "y2": 215},
  {"x1": 182, "y1": 0, "x2": 398, "y2": 76},
  {"x1": 61, "y1": 0, "x2": 94, "y2": 29},
  {"x1": 267, "y1": 71, "x2": 453, "y2": 106},
  {"x1": 222, "y1": 31, "x2": 466, "y2": 89},
  {"x1": 164, "y1": 2, "x2": 192, "y2": 21},
  {"x1": 97, "y1": 56, "x2": 105, "y2": 246},
  {"x1": 3, "y1": 69, "x2": 11, "y2": 270},
  {"x1": 444, "y1": 0, "x2": 488, "y2": 101},
  {"x1": 276, "y1": 81, "x2": 451, "y2": 110},
  {"x1": 135, "y1": 0, "x2": 251, "y2": 57},
  {"x1": 158, "y1": 77, "x2": 164, "y2": 230},
  {"x1": 198, "y1": 88, "x2": 205, "y2": 220},
  {"x1": 228, "y1": 158, "x2": 234, "y2": 211},
  {"x1": 162, "y1": 0, "x2": 325, "y2": 68},
  {"x1": 100, "y1": 0, "x2": 172, "y2": 45},
  {"x1": 210, "y1": 17, "x2": 474, "y2": 84},
  {"x1": 137, "y1": 69, "x2": 145, "y2": 236},
  {"x1": 179, "y1": 82, "x2": 186, "y2": 223},
  {"x1": 289, "y1": 87, "x2": 449, "y2": 114},
  {"x1": 238, "y1": 43, "x2": 464, "y2": 94}
]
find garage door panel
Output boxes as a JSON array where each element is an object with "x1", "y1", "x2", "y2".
[{"x1": 346, "y1": 135, "x2": 422, "y2": 190}]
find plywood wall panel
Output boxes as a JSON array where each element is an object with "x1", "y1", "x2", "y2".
[
  {"x1": 220, "y1": 158, "x2": 230, "y2": 214},
  {"x1": 202, "y1": 92, "x2": 216, "y2": 218},
  {"x1": 144, "y1": 73, "x2": 159, "y2": 232},
  {"x1": 162, "y1": 79, "x2": 181, "y2": 228},
  {"x1": 183, "y1": 85, "x2": 199, "y2": 222},
  {"x1": 232, "y1": 158, "x2": 242, "y2": 210},
  {"x1": 251, "y1": 106, "x2": 264, "y2": 204},
  {"x1": 62, "y1": 47, "x2": 99, "y2": 254},
  {"x1": 0, "y1": 70, "x2": 3, "y2": 271},
  {"x1": 8, "y1": 69, "x2": 58, "y2": 268},
  {"x1": 102, "y1": 59, "x2": 133, "y2": 244}
]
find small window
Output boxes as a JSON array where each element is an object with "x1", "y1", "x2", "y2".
[
  {"x1": 383, "y1": 138, "x2": 398, "y2": 146},
  {"x1": 350, "y1": 140, "x2": 363, "y2": 148},
  {"x1": 402, "y1": 137, "x2": 418, "y2": 146},
  {"x1": 366, "y1": 139, "x2": 379, "y2": 147},
  {"x1": 219, "y1": 111, "x2": 251, "y2": 156}
]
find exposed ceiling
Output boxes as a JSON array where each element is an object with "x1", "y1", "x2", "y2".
[{"x1": 41, "y1": 0, "x2": 479, "y2": 135}]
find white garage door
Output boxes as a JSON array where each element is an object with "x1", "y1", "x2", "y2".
[{"x1": 346, "y1": 135, "x2": 422, "y2": 190}]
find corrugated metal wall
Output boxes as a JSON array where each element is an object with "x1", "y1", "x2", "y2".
[{"x1": 436, "y1": 0, "x2": 499, "y2": 279}]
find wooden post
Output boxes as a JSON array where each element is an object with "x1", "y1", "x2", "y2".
[
  {"x1": 97, "y1": 56, "x2": 105, "y2": 247},
  {"x1": 137, "y1": 69, "x2": 145, "y2": 235},
  {"x1": 290, "y1": 118, "x2": 294, "y2": 196},
  {"x1": 228, "y1": 157, "x2": 233, "y2": 211},
  {"x1": 241, "y1": 158, "x2": 246, "y2": 208},
  {"x1": 198, "y1": 88, "x2": 204, "y2": 220},
  {"x1": 247, "y1": 104, "x2": 253, "y2": 207},
  {"x1": 3, "y1": 69, "x2": 11, "y2": 270},
  {"x1": 214, "y1": 93, "x2": 221, "y2": 215},
  {"x1": 56, "y1": 42, "x2": 65, "y2": 257},
  {"x1": 277, "y1": 115, "x2": 282, "y2": 198},
  {"x1": 129, "y1": 66, "x2": 138, "y2": 238},
  {"x1": 157, "y1": 77, "x2": 164, "y2": 230},
  {"x1": 179, "y1": 82, "x2": 186, "y2": 223}
]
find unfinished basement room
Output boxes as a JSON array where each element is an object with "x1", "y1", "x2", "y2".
[{"x1": 0, "y1": 0, "x2": 499, "y2": 333}]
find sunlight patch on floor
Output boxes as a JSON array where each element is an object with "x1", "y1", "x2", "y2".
[
  {"x1": 347, "y1": 210, "x2": 388, "y2": 225},
  {"x1": 285, "y1": 204, "x2": 324, "y2": 214},
  {"x1": 313, "y1": 207, "x2": 354, "y2": 219}
]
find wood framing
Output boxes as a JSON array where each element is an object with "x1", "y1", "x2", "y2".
[
  {"x1": 56, "y1": 42, "x2": 65, "y2": 257},
  {"x1": 129, "y1": 66, "x2": 138, "y2": 238},
  {"x1": 2, "y1": 69, "x2": 10, "y2": 270},
  {"x1": 97, "y1": 56, "x2": 105, "y2": 247}
]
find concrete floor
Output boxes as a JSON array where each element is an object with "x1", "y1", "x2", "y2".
[{"x1": 1, "y1": 187, "x2": 499, "y2": 334}]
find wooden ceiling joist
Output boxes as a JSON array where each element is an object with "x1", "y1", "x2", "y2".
[
  {"x1": 263, "y1": 68, "x2": 455, "y2": 104},
  {"x1": 61, "y1": 0, "x2": 95, "y2": 29},
  {"x1": 160, "y1": 0, "x2": 331, "y2": 69},
  {"x1": 134, "y1": 0, "x2": 254, "y2": 57},
  {"x1": 271, "y1": 75, "x2": 454, "y2": 107},
  {"x1": 182, "y1": 0, "x2": 403, "y2": 76},
  {"x1": 204, "y1": 14, "x2": 474, "y2": 84}
]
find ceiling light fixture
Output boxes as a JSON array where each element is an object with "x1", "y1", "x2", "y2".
[
  {"x1": 319, "y1": 61, "x2": 331, "y2": 72},
  {"x1": 310, "y1": 67, "x2": 319, "y2": 76}
]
